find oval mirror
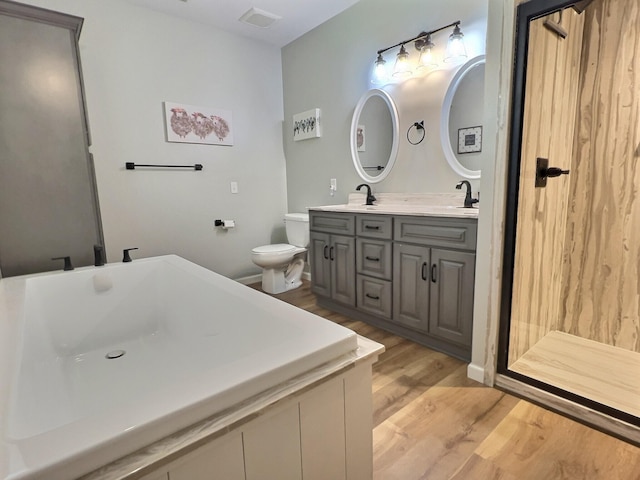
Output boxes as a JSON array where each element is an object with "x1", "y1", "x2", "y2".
[
  {"x1": 350, "y1": 88, "x2": 399, "y2": 184},
  {"x1": 441, "y1": 55, "x2": 485, "y2": 179}
]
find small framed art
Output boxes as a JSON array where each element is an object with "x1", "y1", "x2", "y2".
[{"x1": 457, "y1": 126, "x2": 482, "y2": 154}]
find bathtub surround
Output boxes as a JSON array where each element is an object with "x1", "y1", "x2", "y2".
[{"x1": 0, "y1": 256, "x2": 383, "y2": 479}]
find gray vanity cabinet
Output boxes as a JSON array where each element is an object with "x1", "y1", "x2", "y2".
[
  {"x1": 309, "y1": 209, "x2": 477, "y2": 361},
  {"x1": 309, "y1": 213, "x2": 356, "y2": 307}
]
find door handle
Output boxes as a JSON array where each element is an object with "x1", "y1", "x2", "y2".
[
  {"x1": 329, "y1": 246, "x2": 335, "y2": 261},
  {"x1": 323, "y1": 245, "x2": 329, "y2": 259},
  {"x1": 536, "y1": 157, "x2": 569, "y2": 188},
  {"x1": 421, "y1": 262, "x2": 428, "y2": 281},
  {"x1": 431, "y1": 264, "x2": 437, "y2": 283}
]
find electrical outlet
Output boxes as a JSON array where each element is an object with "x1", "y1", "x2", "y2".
[
  {"x1": 330, "y1": 178, "x2": 337, "y2": 190},
  {"x1": 230, "y1": 181, "x2": 238, "y2": 194}
]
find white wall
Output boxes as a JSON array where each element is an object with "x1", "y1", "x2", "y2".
[
  {"x1": 20, "y1": 0, "x2": 288, "y2": 279},
  {"x1": 282, "y1": 0, "x2": 488, "y2": 213}
]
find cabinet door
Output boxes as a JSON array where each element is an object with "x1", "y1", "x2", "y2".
[
  {"x1": 330, "y1": 235, "x2": 356, "y2": 306},
  {"x1": 309, "y1": 232, "x2": 331, "y2": 297},
  {"x1": 429, "y1": 249, "x2": 475, "y2": 346},
  {"x1": 393, "y1": 243, "x2": 430, "y2": 332}
]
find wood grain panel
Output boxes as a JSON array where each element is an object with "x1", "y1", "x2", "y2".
[
  {"x1": 508, "y1": 9, "x2": 586, "y2": 365},
  {"x1": 559, "y1": 0, "x2": 640, "y2": 352},
  {"x1": 511, "y1": 331, "x2": 640, "y2": 417}
]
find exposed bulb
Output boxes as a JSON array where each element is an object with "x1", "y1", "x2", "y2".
[
  {"x1": 444, "y1": 25, "x2": 467, "y2": 63},
  {"x1": 392, "y1": 44, "x2": 412, "y2": 78},
  {"x1": 372, "y1": 53, "x2": 388, "y2": 84}
]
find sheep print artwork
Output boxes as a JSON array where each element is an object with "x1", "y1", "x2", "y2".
[{"x1": 164, "y1": 102, "x2": 233, "y2": 146}]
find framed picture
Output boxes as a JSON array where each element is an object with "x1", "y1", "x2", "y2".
[
  {"x1": 164, "y1": 102, "x2": 233, "y2": 146},
  {"x1": 293, "y1": 108, "x2": 321, "y2": 141},
  {"x1": 357, "y1": 125, "x2": 366, "y2": 152},
  {"x1": 457, "y1": 126, "x2": 482, "y2": 154}
]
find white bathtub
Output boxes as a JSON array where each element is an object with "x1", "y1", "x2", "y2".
[{"x1": 0, "y1": 255, "x2": 358, "y2": 480}]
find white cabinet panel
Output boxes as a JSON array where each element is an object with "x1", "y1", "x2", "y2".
[
  {"x1": 169, "y1": 432, "x2": 244, "y2": 480},
  {"x1": 243, "y1": 403, "x2": 302, "y2": 480},
  {"x1": 300, "y1": 377, "x2": 346, "y2": 480}
]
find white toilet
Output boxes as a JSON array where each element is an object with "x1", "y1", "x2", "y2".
[{"x1": 251, "y1": 213, "x2": 309, "y2": 294}]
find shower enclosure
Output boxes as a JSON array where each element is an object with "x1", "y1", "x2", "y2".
[{"x1": 498, "y1": 0, "x2": 639, "y2": 441}]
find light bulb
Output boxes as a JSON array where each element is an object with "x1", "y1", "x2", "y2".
[
  {"x1": 417, "y1": 35, "x2": 437, "y2": 70},
  {"x1": 392, "y1": 44, "x2": 412, "y2": 78},
  {"x1": 444, "y1": 24, "x2": 467, "y2": 63},
  {"x1": 372, "y1": 53, "x2": 388, "y2": 84}
]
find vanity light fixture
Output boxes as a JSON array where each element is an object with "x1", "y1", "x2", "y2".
[
  {"x1": 444, "y1": 24, "x2": 468, "y2": 62},
  {"x1": 372, "y1": 21, "x2": 466, "y2": 82},
  {"x1": 393, "y1": 44, "x2": 412, "y2": 78},
  {"x1": 415, "y1": 33, "x2": 438, "y2": 70},
  {"x1": 372, "y1": 53, "x2": 388, "y2": 83}
]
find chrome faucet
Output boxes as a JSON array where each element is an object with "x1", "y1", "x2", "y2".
[
  {"x1": 356, "y1": 183, "x2": 376, "y2": 205},
  {"x1": 456, "y1": 181, "x2": 479, "y2": 208}
]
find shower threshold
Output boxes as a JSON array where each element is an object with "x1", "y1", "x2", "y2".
[{"x1": 509, "y1": 331, "x2": 640, "y2": 418}]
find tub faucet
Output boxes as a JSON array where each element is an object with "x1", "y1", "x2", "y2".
[
  {"x1": 356, "y1": 183, "x2": 376, "y2": 205},
  {"x1": 456, "y1": 181, "x2": 478, "y2": 208},
  {"x1": 122, "y1": 247, "x2": 138, "y2": 263},
  {"x1": 52, "y1": 256, "x2": 74, "y2": 271},
  {"x1": 94, "y1": 244, "x2": 105, "y2": 266}
]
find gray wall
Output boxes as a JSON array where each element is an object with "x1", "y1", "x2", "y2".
[
  {"x1": 282, "y1": 0, "x2": 488, "y2": 213},
  {"x1": 19, "y1": 0, "x2": 288, "y2": 279}
]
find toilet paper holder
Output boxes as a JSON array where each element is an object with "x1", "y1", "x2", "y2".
[{"x1": 215, "y1": 219, "x2": 235, "y2": 229}]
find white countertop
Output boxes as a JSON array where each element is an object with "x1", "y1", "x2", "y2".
[{"x1": 309, "y1": 193, "x2": 479, "y2": 219}]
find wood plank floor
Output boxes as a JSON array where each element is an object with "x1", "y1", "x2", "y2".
[{"x1": 250, "y1": 281, "x2": 640, "y2": 479}]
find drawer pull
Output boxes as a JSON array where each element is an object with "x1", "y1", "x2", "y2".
[
  {"x1": 421, "y1": 262, "x2": 428, "y2": 281},
  {"x1": 364, "y1": 225, "x2": 380, "y2": 230},
  {"x1": 365, "y1": 293, "x2": 380, "y2": 300},
  {"x1": 323, "y1": 245, "x2": 329, "y2": 259},
  {"x1": 329, "y1": 246, "x2": 335, "y2": 261},
  {"x1": 365, "y1": 256, "x2": 380, "y2": 262},
  {"x1": 431, "y1": 264, "x2": 437, "y2": 283}
]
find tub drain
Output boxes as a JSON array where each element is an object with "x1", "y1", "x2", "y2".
[{"x1": 105, "y1": 349, "x2": 126, "y2": 359}]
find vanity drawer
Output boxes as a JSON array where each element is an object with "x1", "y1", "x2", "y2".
[
  {"x1": 356, "y1": 215, "x2": 393, "y2": 239},
  {"x1": 357, "y1": 275, "x2": 392, "y2": 319},
  {"x1": 394, "y1": 216, "x2": 477, "y2": 250},
  {"x1": 309, "y1": 212, "x2": 355, "y2": 235},
  {"x1": 356, "y1": 238, "x2": 392, "y2": 280}
]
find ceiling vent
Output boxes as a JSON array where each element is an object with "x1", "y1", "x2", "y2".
[{"x1": 239, "y1": 7, "x2": 281, "y2": 28}]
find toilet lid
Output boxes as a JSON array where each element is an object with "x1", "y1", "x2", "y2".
[{"x1": 252, "y1": 243, "x2": 296, "y2": 254}]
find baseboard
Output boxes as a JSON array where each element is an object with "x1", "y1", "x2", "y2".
[
  {"x1": 235, "y1": 274, "x2": 262, "y2": 285},
  {"x1": 466, "y1": 363, "x2": 485, "y2": 384},
  {"x1": 235, "y1": 271, "x2": 310, "y2": 286}
]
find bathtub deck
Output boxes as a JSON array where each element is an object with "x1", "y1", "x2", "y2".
[{"x1": 509, "y1": 330, "x2": 640, "y2": 418}]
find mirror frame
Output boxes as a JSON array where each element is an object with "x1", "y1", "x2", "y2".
[
  {"x1": 440, "y1": 55, "x2": 485, "y2": 180},
  {"x1": 350, "y1": 88, "x2": 399, "y2": 184}
]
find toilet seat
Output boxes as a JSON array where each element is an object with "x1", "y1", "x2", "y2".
[{"x1": 251, "y1": 243, "x2": 297, "y2": 254}]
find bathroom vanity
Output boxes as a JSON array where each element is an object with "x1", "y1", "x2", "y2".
[{"x1": 309, "y1": 193, "x2": 478, "y2": 361}]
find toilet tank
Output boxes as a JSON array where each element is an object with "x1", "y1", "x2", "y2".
[{"x1": 284, "y1": 213, "x2": 309, "y2": 247}]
